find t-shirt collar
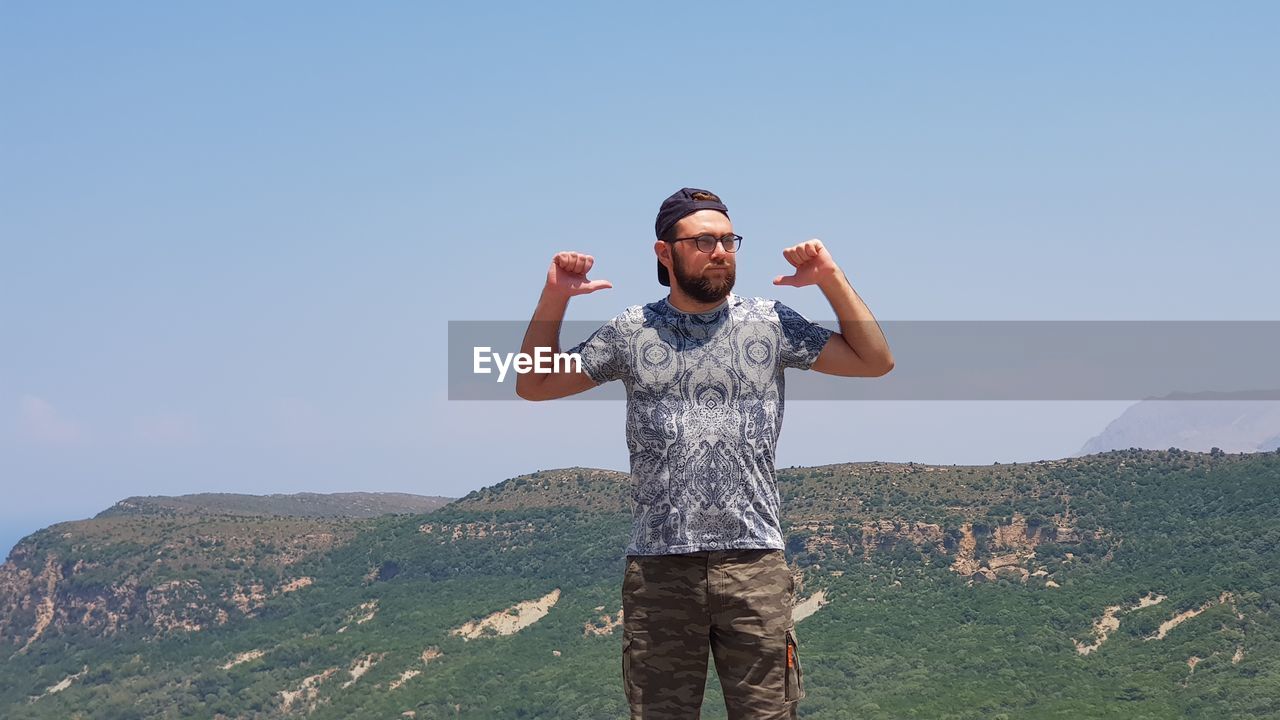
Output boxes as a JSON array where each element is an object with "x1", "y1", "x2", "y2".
[{"x1": 660, "y1": 292, "x2": 735, "y2": 317}]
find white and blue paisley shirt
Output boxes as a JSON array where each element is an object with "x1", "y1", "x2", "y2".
[{"x1": 569, "y1": 292, "x2": 833, "y2": 556}]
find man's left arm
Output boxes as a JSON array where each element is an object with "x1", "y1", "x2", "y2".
[{"x1": 774, "y1": 239, "x2": 894, "y2": 377}]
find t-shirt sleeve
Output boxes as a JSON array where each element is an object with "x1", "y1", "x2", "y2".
[
  {"x1": 566, "y1": 313, "x2": 629, "y2": 384},
  {"x1": 775, "y1": 301, "x2": 834, "y2": 370}
]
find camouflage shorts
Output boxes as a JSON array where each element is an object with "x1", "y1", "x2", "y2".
[{"x1": 621, "y1": 548, "x2": 805, "y2": 719}]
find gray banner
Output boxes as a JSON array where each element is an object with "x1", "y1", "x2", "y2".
[{"x1": 448, "y1": 320, "x2": 1280, "y2": 401}]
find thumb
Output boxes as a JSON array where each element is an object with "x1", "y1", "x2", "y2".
[
  {"x1": 581, "y1": 279, "x2": 613, "y2": 293},
  {"x1": 773, "y1": 274, "x2": 800, "y2": 287}
]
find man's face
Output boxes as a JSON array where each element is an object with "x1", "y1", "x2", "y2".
[{"x1": 663, "y1": 210, "x2": 736, "y2": 303}]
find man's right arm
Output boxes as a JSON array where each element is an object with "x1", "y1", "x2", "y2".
[{"x1": 515, "y1": 251, "x2": 612, "y2": 402}]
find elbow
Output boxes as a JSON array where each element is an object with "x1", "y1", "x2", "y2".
[
  {"x1": 873, "y1": 356, "x2": 895, "y2": 377},
  {"x1": 515, "y1": 380, "x2": 541, "y2": 401},
  {"x1": 516, "y1": 378, "x2": 561, "y2": 402}
]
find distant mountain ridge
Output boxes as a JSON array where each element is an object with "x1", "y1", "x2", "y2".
[
  {"x1": 95, "y1": 491, "x2": 455, "y2": 519},
  {"x1": 1080, "y1": 390, "x2": 1280, "y2": 454}
]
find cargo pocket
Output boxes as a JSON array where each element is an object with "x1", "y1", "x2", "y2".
[
  {"x1": 622, "y1": 634, "x2": 635, "y2": 706},
  {"x1": 784, "y1": 625, "x2": 806, "y2": 702}
]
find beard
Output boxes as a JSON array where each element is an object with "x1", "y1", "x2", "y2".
[{"x1": 672, "y1": 252, "x2": 736, "y2": 304}]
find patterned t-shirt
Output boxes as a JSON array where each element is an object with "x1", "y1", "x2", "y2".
[{"x1": 569, "y1": 292, "x2": 834, "y2": 556}]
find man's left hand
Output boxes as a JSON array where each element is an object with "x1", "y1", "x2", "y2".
[{"x1": 773, "y1": 239, "x2": 841, "y2": 288}]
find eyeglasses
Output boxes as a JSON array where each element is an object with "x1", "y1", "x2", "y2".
[{"x1": 667, "y1": 233, "x2": 743, "y2": 253}]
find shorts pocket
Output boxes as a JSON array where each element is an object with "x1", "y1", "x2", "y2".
[{"x1": 784, "y1": 625, "x2": 806, "y2": 702}]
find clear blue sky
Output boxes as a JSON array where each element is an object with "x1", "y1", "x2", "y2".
[{"x1": 3, "y1": 2, "x2": 1277, "y2": 557}]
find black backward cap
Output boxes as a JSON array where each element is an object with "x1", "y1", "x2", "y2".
[{"x1": 654, "y1": 187, "x2": 730, "y2": 286}]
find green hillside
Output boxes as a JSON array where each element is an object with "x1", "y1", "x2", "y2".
[{"x1": 3, "y1": 449, "x2": 1279, "y2": 718}]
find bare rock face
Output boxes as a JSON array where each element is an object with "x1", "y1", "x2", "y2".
[
  {"x1": 1, "y1": 515, "x2": 358, "y2": 650},
  {"x1": 582, "y1": 607, "x2": 624, "y2": 637},
  {"x1": 0, "y1": 550, "x2": 62, "y2": 652},
  {"x1": 789, "y1": 520, "x2": 946, "y2": 559},
  {"x1": 860, "y1": 521, "x2": 946, "y2": 559},
  {"x1": 948, "y1": 524, "x2": 981, "y2": 576},
  {"x1": 947, "y1": 514, "x2": 1090, "y2": 585},
  {"x1": 791, "y1": 511, "x2": 1089, "y2": 587},
  {"x1": 0, "y1": 547, "x2": 294, "y2": 648},
  {"x1": 3, "y1": 489, "x2": 399, "y2": 651}
]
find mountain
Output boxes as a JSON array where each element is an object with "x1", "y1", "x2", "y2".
[
  {"x1": 1080, "y1": 391, "x2": 1280, "y2": 454},
  {"x1": 96, "y1": 492, "x2": 455, "y2": 519},
  {"x1": 3, "y1": 453, "x2": 1280, "y2": 718}
]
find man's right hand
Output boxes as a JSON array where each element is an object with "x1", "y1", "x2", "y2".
[{"x1": 546, "y1": 251, "x2": 613, "y2": 298}]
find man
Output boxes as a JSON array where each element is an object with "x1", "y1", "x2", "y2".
[{"x1": 516, "y1": 187, "x2": 893, "y2": 719}]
